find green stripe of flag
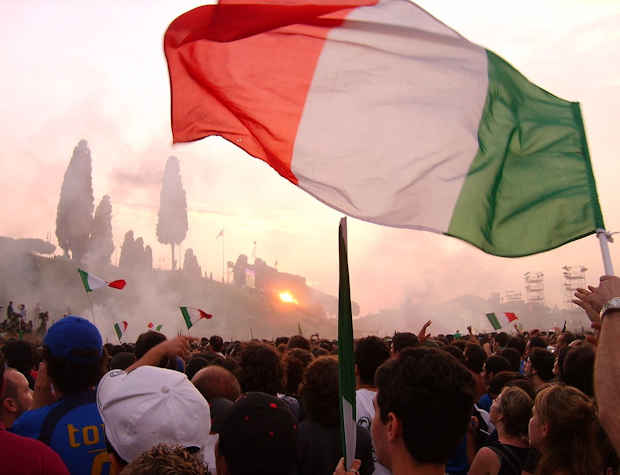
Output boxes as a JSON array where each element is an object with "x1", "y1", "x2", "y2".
[
  {"x1": 447, "y1": 50, "x2": 604, "y2": 257},
  {"x1": 114, "y1": 322, "x2": 123, "y2": 341},
  {"x1": 78, "y1": 268, "x2": 92, "y2": 292},
  {"x1": 180, "y1": 306, "x2": 193, "y2": 329},
  {"x1": 338, "y1": 217, "x2": 356, "y2": 470},
  {"x1": 486, "y1": 312, "x2": 502, "y2": 331}
]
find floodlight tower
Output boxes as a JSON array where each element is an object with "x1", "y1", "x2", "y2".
[
  {"x1": 524, "y1": 272, "x2": 545, "y2": 305},
  {"x1": 562, "y1": 265, "x2": 587, "y2": 307},
  {"x1": 502, "y1": 290, "x2": 523, "y2": 305}
]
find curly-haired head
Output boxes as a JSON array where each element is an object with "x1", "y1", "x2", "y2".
[
  {"x1": 239, "y1": 342, "x2": 283, "y2": 395},
  {"x1": 375, "y1": 347, "x2": 474, "y2": 464},
  {"x1": 561, "y1": 344, "x2": 595, "y2": 397},
  {"x1": 464, "y1": 343, "x2": 487, "y2": 374},
  {"x1": 283, "y1": 348, "x2": 313, "y2": 396},
  {"x1": 392, "y1": 332, "x2": 419, "y2": 353},
  {"x1": 499, "y1": 347, "x2": 522, "y2": 372},
  {"x1": 355, "y1": 336, "x2": 390, "y2": 386},
  {"x1": 300, "y1": 356, "x2": 339, "y2": 427},
  {"x1": 528, "y1": 348, "x2": 555, "y2": 382},
  {"x1": 135, "y1": 331, "x2": 166, "y2": 359},
  {"x1": 287, "y1": 335, "x2": 311, "y2": 351},
  {"x1": 119, "y1": 444, "x2": 209, "y2": 475}
]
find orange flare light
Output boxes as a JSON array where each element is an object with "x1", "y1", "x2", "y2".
[{"x1": 279, "y1": 291, "x2": 298, "y2": 304}]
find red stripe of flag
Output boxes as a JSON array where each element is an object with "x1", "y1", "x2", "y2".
[
  {"x1": 108, "y1": 280, "x2": 126, "y2": 290},
  {"x1": 198, "y1": 309, "x2": 213, "y2": 320},
  {"x1": 505, "y1": 312, "x2": 518, "y2": 322}
]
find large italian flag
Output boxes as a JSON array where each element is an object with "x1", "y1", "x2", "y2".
[{"x1": 165, "y1": 0, "x2": 604, "y2": 257}]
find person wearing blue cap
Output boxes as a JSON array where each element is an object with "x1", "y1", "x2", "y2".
[{"x1": 11, "y1": 315, "x2": 112, "y2": 475}]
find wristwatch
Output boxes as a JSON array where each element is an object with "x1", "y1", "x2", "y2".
[{"x1": 600, "y1": 297, "x2": 620, "y2": 320}]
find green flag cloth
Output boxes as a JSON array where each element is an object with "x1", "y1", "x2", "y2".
[
  {"x1": 338, "y1": 217, "x2": 356, "y2": 470},
  {"x1": 486, "y1": 313, "x2": 502, "y2": 331}
]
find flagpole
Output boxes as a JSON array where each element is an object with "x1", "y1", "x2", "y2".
[
  {"x1": 84, "y1": 293, "x2": 97, "y2": 328},
  {"x1": 222, "y1": 233, "x2": 225, "y2": 283},
  {"x1": 596, "y1": 229, "x2": 615, "y2": 275}
]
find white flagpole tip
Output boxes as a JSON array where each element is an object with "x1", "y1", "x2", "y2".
[{"x1": 596, "y1": 229, "x2": 615, "y2": 276}]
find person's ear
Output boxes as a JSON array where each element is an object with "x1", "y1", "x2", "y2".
[
  {"x1": 385, "y1": 412, "x2": 402, "y2": 441},
  {"x1": 3, "y1": 397, "x2": 17, "y2": 413}
]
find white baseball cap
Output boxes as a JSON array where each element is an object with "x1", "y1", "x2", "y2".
[{"x1": 97, "y1": 366, "x2": 211, "y2": 462}]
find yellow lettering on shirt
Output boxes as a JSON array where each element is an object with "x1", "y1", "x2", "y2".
[
  {"x1": 83, "y1": 425, "x2": 99, "y2": 445},
  {"x1": 90, "y1": 451, "x2": 114, "y2": 475},
  {"x1": 67, "y1": 424, "x2": 81, "y2": 448}
]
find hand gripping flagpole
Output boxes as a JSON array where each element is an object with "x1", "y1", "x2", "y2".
[{"x1": 596, "y1": 229, "x2": 615, "y2": 276}]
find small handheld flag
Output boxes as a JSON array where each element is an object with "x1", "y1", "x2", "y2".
[
  {"x1": 486, "y1": 312, "x2": 518, "y2": 330},
  {"x1": 147, "y1": 322, "x2": 164, "y2": 331},
  {"x1": 78, "y1": 268, "x2": 126, "y2": 293},
  {"x1": 180, "y1": 306, "x2": 213, "y2": 330},
  {"x1": 486, "y1": 313, "x2": 502, "y2": 331},
  {"x1": 114, "y1": 321, "x2": 128, "y2": 341},
  {"x1": 338, "y1": 217, "x2": 356, "y2": 470}
]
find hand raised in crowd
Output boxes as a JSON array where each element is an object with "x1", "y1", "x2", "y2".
[
  {"x1": 333, "y1": 457, "x2": 361, "y2": 475},
  {"x1": 126, "y1": 336, "x2": 197, "y2": 373},
  {"x1": 573, "y1": 276, "x2": 620, "y2": 324},
  {"x1": 418, "y1": 320, "x2": 432, "y2": 342},
  {"x1": 161, "y1": 335, "x2": 196, "y2": 360}
]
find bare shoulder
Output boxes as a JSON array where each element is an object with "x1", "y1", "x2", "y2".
[{"x1": 468, "y1": 446, "x2": 501, "y2": 475}]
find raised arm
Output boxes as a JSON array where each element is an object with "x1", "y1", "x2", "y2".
[
  {"x1": 577, "y1": 276, "x2": 620, "y2": 452},
  {"x1": 126, "y1": 336, "x2": 195, "y2": 373}
]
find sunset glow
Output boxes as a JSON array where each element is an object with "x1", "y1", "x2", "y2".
[{"x1": 279, "y1": 291, "x2": 298, "y2": 304}]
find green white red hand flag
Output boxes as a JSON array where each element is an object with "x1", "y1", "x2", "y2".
[
  {"x1": 180, "y1": 306, "x2": 213, "y2": 330},
  {"x1": 78, "y1": 268, "x2": 125, "y2": 293}
]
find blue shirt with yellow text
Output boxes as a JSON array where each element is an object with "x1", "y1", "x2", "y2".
[{"x1": 11, "y1": 391, "x2": 112, "y2": 475}]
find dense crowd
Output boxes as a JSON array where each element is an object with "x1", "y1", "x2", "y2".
[{"x1": 1, "y1": 275, "x2": 620, "y2": 475}]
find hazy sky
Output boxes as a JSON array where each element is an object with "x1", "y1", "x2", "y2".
[{"x1": 1, "y1": 0, "x2": 619, "y2": 319}]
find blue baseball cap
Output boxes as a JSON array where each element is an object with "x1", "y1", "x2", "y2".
[{"x1": 44, "y1": 315, "x2": 103, "y2": 360}]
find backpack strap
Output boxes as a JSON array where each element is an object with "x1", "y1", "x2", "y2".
[
  {"x1": 487, "y1": 443, "x2": 523, "y2": 475},
  {"x1": 38, "y1": 391, "x2": 97, "y2": 446}
]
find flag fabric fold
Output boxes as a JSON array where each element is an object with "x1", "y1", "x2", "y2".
[
  {"x1": 114, "y1": 321, "x2": 128, "y2": 341},
  {"x1": 165, "y1": 0, "x2": 604, "y2": 257},
  {"x1": 486, "y1": 313, "x2": 501, "y2": 331},
  {"x1": 338, "y1": 217, "x2": 356, "y2": 470},
  {"x1": 78, "y1": 268, "x2": 126, "y2": 293},
  {"x1": 180, "y1": 306, "x2": 213, "y2": 329},
  {"x1": 486, "y1": 312, "x2": 518, "y2": 330}
]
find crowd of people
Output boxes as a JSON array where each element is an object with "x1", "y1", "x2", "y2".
[
  {"x1": 1, "y1": 275, "x2": 620, "y2": 475},
  {"x1": 0, "y1": 301, "x2": 49, "y2": 337}
]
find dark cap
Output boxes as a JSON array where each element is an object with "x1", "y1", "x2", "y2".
[
  {"x1": 217, "y1": 392, "x2": 297, "y2": 475},
  {"x1": 44, "y1": 316, "x2": 103, "y2": 360},
  {"x1": 209, "y1": 397, "x2": 233, "y2": 434}
]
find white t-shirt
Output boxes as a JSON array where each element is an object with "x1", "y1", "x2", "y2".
[
  {"x1": 355, "y1": 388, "x2": 392, "y2": 475},
  {"x1": 356, "y1": 388, "x2": 376, "y2": 430}
]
